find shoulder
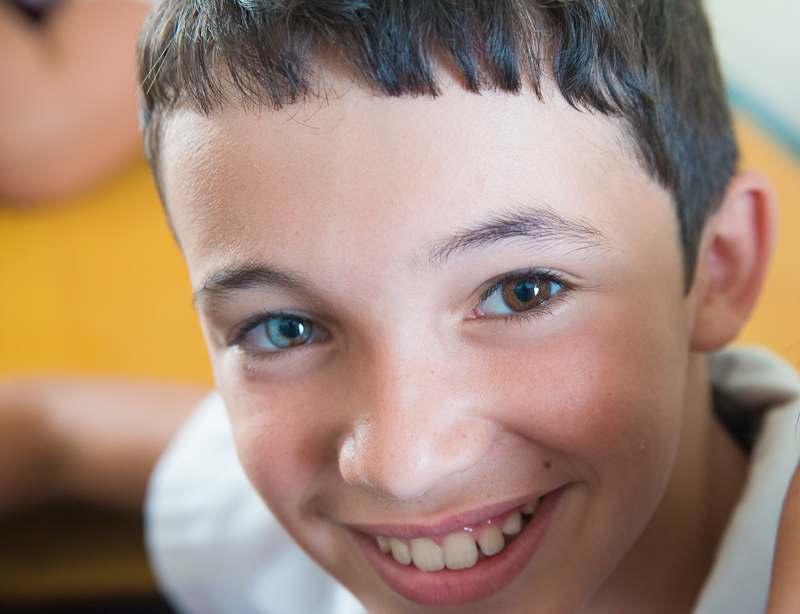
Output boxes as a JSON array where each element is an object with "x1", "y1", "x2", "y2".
[{"x1": 696, "y1": 347, "x2": 800, "y2": 614}]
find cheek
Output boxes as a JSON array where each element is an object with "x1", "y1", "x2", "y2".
[
  {"x1": 220, "y1": 377, "x2": 339, "y2": 518},
  {"x1": 487, "y1": 298, "x2": 689, "y2": 505}
]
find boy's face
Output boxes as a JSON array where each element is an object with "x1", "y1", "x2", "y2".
[{"x1": 161, "y1": 82, "x2": 705, "y2": 612}]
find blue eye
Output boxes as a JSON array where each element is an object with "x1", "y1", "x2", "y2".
[
  {"x1": 480, "y1": 274, "x2": 565, "y2": 316},
  {"x1": 240, "y1": 314, "x2": 329, "y2": 351}
]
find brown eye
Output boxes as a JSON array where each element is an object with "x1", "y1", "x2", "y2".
[
  {"x1": 500, "y1": 279, "x2": 552, "y2": 312},
  {"x1": 475, "y1": 273, "x2": 565, "y2": 318}
]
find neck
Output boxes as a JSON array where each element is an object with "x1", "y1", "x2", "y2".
[{"x1": 588, "y1": 353, "x2": 748, "y2": 614}]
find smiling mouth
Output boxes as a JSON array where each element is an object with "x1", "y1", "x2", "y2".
[
  {"x1": 351, "y1": 489, "x2": 563, "y2": 606},
  {"x1": 373, "y1": 498, "x2": 541, "y2": 571}
]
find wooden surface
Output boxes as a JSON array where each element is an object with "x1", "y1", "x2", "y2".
[{"x1": 0, "y1": 504, "x2": 155, "y2": 604}]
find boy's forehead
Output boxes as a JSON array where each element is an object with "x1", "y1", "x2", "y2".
[
  {"x1": 163, "y1": 81, "x2": 634, "y2": 165},
  {"x1": 159, "y1": 82, "x2": 668, "y2": 284}
]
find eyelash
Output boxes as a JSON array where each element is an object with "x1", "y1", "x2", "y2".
[
  {"x1": 228, "y1": 269, "x2": 572, "y2": 357},
  {"x1": 229, "y1": 310, "x2": 324, "y2": 360},
  {"x1": 475, "y1": 268, "x2": 573, "y2": 323}
]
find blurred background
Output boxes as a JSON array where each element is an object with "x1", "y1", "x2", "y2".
[
  {"x1": 0, "y1": 1, "x2": 798, "y2": 612},
  {"x1": 707, "y1": 0, "x2": 800, "y2": 160},
  {"x1": 705, "y1": 0, "x2": 800, "y2": 362}
]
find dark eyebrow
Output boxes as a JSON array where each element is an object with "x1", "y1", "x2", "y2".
[
  {"x1": 195, "y1": 207, "x2": 606, "y2": 309},
  {"x1": 427, "y1": 206, "x2": 608, "y2": 267},
  {"x1": 194, "y1": 264, "x2": 308, "y2": 312}
]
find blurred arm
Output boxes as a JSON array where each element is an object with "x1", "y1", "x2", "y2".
[
  {"x1": 0, "y1": 0, "x2": 149, "y2": 202},
  {"x1": 766, "y1": 461, "x2": 800, "y2": 613},
  {"x1": 0, "y1": 377, "x2": 207, "y2": 515}
]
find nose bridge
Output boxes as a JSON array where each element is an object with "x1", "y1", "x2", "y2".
[{"x1": 338, "y1": 339, "x2": 497, "y2": 500}]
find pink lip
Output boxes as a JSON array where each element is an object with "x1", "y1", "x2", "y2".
[
  {"x1": 350, "y1": 487, "x2": 565, "y2": 607},
  {"x1": 349, "y1": 492, "x2": 543, "y2": 540}
]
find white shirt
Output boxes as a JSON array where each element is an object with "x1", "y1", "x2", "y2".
[{"x1": 146, "y1": 346, "x2": 800, "y2": 614}]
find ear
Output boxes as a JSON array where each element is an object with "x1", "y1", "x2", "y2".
[{"x1": 690, "y1": 169, "x2": 778, "y2": 352}]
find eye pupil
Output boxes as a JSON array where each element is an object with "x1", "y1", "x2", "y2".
[
  {"x1": 514, "y1": 280, "x2": 538, "y2": 303},
  {"x1": 267, "y1": 316, "x2": 312, "y2": 348},
  {"x1": 278, "y1": 319, "x2": 305, "y2": 339},
  {"x1": 501, "y1": 279, "x2": 552, "y2": 312}
]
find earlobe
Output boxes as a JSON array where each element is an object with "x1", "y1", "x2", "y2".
[{"x1": 690, "y1": 169, "x2": 778, "y2": 352}]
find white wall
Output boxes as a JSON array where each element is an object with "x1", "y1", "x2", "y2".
[{"x1": 704, "y1": 0, "x2": 800, "y2": 151}]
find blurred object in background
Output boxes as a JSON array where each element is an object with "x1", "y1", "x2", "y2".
[
  {"x1": 735, "y1": 118, "x2": 800, "y2": 366},
  {"x1": 0, "y1": 503, "x2": 176, "y2": 614},
  {"x1": 706, "y1": 0, "x2": 800, "y2": 158},
  {"x1": 0, "y1": 0, "x2": 147, "y2": 203},
  {"x1": 0, "y1": 0, "x2": 211, "y2": 610},
  {"x1": 704, "y1": 1, "x2": 800, "y2": 365},
  {"x1": 0, "y1": 154, "x2": 210, "y2": 609}
]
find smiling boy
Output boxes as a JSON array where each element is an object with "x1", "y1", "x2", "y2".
[{"x1": 139, "y1": 1, "x2": 800, "y2": 613}]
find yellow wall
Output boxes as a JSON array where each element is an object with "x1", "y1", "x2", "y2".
[
  {"x1": 0, "y1": 160, "x2": 212, "y2": 383},
  {"x1": 0, "y1": 117, "x2": 797, "y2": 383},
  {"x1": 736, "y1": 118, "x2": 800, "y2": 366}
]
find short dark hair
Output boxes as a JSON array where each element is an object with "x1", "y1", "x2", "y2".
[{"x1": 138, "y1": 0, "x2": 737, "y2": 287}]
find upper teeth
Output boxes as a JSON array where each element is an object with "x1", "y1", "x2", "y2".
[
  {"x1": 374, "y1": 498, "x2": 541, "y2": 571},
  {"x1": 410, "y1": 537, "x2": 446, "y2": 571},
  {"x1": 477, "y1": 525, "x2": 504, "y2": 557}
]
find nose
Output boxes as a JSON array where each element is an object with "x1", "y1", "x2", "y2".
[{"x1": 337, "y1": 348, "x2": 497, "y2": 500}]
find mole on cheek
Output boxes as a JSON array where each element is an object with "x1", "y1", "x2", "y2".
[{"x1": 544, "y1": 461, "x2": 552, "y2": 470}]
